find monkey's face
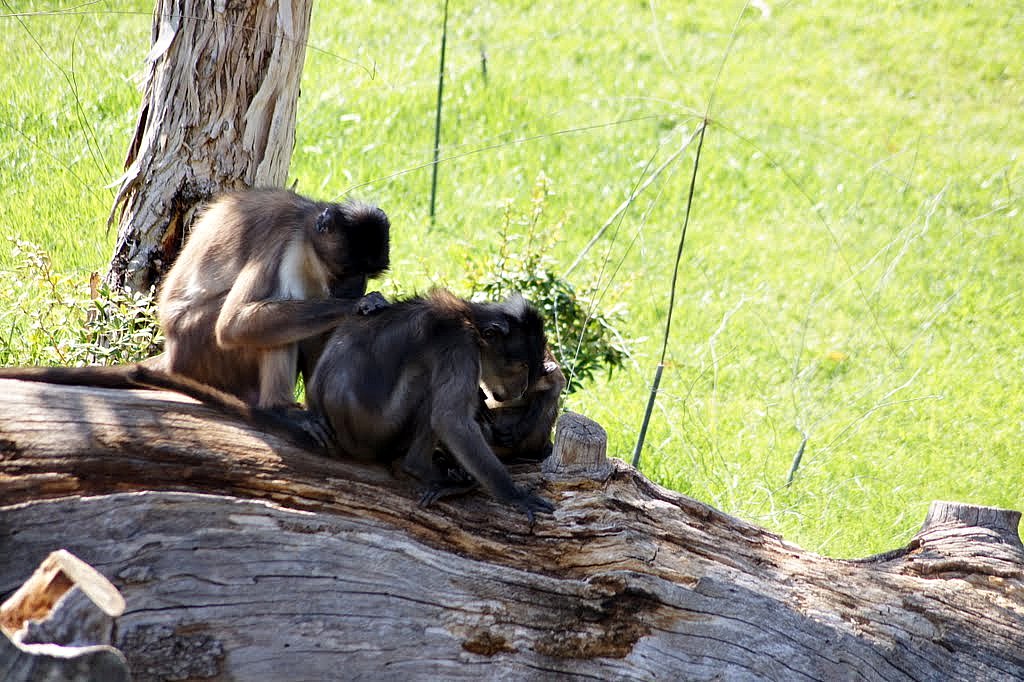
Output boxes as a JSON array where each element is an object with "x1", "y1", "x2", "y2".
[
  {"x1": 477, "y1": 296, "x2": 547, "y2": 403},
  {"x1": 315, "y1": 200, "x2": 391, "y2": 293},
  {"x1": 480, "y1": 351, "x2": 531, "y2": 403},
  {"x1": 330, "y1": 273, "x2": 369, "y2": 299}
]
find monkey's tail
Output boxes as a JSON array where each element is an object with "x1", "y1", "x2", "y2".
[
  {"x1": 0, "y1": 364, "x2": 144, "y2": 390},
  {"x1": 126, "y1": 364, "x2": 249, "y2": 411},
  {"x1": 127, "y1": 365, "x2": 334, "y2": 453}
]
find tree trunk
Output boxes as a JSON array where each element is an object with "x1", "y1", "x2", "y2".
[
  {"x1": 1, "y1": 378, "x2": 1022, "y2": 681},
  {"x1": 106, "y1": 0, "x2": 314, "y2": 292}
]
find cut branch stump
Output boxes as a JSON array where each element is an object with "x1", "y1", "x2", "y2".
[
  {"x1": 543, "y1": 411, "x2": 613, "y2": 480},
  {"x1": 1, "y1": 550, "x2": 129, "y2": 682}
]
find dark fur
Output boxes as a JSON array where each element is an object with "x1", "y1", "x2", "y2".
[
  {"x1": 483, "y1": 347, "x2": 566, "y2": 461},
  {"x1": 0, "y1": 189, "x2": 390, "y2": 407},
  {"x1": 306, "y1": 290, "x2": 553, "y2": 518}
]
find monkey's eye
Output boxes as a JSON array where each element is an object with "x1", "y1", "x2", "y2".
[{"x1": 482, "y1": 328, "x2": 498, "y2": 341}]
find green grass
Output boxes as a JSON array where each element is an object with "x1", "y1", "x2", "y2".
[{"x1": 1, "y1": 0, "x2": 1021, "y2": 557}]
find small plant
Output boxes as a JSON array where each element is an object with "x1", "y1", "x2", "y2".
[
  {"x1": 462, "y1": 174, "x2": 631, "y2": 394},
  {"x1": 0, "y1": 239, "x2": 162, "y2": 367}
]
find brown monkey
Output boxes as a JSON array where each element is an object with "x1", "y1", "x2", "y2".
[
  {"x1": 305, "y1": 290, "x2": 554, "y2": 518},
  {"x1": 0, "y1": 188, "x2": 390, "y2": 407},
  {"x1": 482, "y1": 348, "x2": 566, "y2": 461},
  {"x1": 153, "y1": 188, "x2": 390, "y2": 406}
]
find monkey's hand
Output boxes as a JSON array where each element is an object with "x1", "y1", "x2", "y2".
[
  {"x1": 356, "y1": 291, "x2": 389, "y2": 315},
  {"x1": 512, "y1": 487, "x2": 555, "y2": 523}
]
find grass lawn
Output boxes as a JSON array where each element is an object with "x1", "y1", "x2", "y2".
[{"x1": 1, "y1": 0, "x2": 1020, "y2": 557}]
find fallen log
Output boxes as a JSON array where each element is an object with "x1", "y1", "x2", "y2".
[{"x1": 1, "y1": 378, "x2": 1022, "y2": 681}]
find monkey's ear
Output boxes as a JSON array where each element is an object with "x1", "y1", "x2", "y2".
[{"x1": 315, "y1": 207, "x2": 339, "y2": 233}]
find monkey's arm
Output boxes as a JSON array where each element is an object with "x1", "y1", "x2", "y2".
[
  {"x1": 429, "y1": 366, "x2": 553, "y2": 520},
  {"x1": 433, "y1": 415, "x2": 553, "y2": 521},
  {"x1": 295, "y1": 293, "x2": 390, "y2": 386},
  {"x1": 211, "y1": 259, "x2": 376, "y2": 350},
  {"x1": 216, "y1": 296, "x2": 383, "y2": 349}
]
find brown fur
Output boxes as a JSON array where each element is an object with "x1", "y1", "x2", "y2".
[
  {"x1": 155, "y1": 189, "x2": 389, "y2": 406},
  {"x1": 0, "y1": 188, "x2": 390, "y2": 407}
]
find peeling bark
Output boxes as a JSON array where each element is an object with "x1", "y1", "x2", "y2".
[
  {"x1": 106, "y1": 0, "x2": 314, "y2": 292},
  {"x1": 1, "y1": 379, "x2": 1022, "y2": 681}
]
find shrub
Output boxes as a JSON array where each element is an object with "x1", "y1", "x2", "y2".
[
  {"x1": 0, "y1": 239, "x2": 162, "y2": 367},
  {"x1": 461, "y1": 174, "x2": 631, "y2": 394}
]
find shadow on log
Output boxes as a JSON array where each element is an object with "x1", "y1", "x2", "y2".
[{"x1": 1, "y1": 378, "x2": 1022, "y2": 680}]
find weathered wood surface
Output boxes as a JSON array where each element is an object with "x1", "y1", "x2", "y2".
[
  {"x1": 1, "y1": 378, "x2": 1023, "y2": 681},
  {"x1": 106, "y1": 0, "x2": 314, "y2": 291}
]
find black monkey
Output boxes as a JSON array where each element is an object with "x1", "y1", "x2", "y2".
[
  {"x1": 306, "y1": 290, "x2": 553, "y2": 519},
  {"x1": 483, "y1": 347, "x2": 566, "y2": 461}
]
